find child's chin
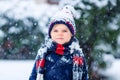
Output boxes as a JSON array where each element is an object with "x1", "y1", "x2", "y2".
[{"x1": 57, "y1": 42, "x2": 64, "y2": 45}]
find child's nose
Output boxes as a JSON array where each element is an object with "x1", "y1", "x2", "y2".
[{"x1": 58, "y1": 31, "x2": 63, "y2": 36}]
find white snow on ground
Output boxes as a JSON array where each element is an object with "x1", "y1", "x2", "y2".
[
  {"x1": 0, "y1": 58, "x2": 120, "y2": 80},
  {"x1": 0, "y1": 60, "x2": 34, "y2": 80}
]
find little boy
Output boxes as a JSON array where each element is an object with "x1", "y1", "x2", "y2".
[{"x1": 29, "y1": 5, "x2": 88, "y2": 80}]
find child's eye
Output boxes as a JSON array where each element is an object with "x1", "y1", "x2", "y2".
[
  {"x1": 53, "y1": 30, "x2": 58, "y2": 32},
  {"x1": 63, "y1": 30, "x2": 67, "y2": 32}
]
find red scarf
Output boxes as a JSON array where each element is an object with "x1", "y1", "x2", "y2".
[{"x1": 55, "y1": 44, "x2": 65, "y2": 55}]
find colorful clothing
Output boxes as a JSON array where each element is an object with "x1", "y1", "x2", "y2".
[{"x1": 29, "y1": 37, "x2": 88, "y2": 80}]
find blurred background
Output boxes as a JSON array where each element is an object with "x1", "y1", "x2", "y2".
[{"x1": 0, "y1": 0, "x2": 120, "y2": 80}]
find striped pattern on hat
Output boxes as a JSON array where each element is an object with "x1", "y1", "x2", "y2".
[{"x1": 48, "y1": 5, "x2": 76, "y2": 37}]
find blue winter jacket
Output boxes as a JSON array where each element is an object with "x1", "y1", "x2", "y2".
[{"x1": 29, "y1": 40, "x2": 88, "y2": 80}]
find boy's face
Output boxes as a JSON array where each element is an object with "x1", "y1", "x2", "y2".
[{"x1": 50, "y1": 24, "x2": 72, "y2": 45}]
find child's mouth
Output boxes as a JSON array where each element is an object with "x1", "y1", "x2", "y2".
[{"x1": 56, "y1": 38, "x2": 64, "y2": 40}]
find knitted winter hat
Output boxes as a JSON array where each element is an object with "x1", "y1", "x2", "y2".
[{"x1": 48, "y1": 5, "x2": 76, "y2": 37}]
